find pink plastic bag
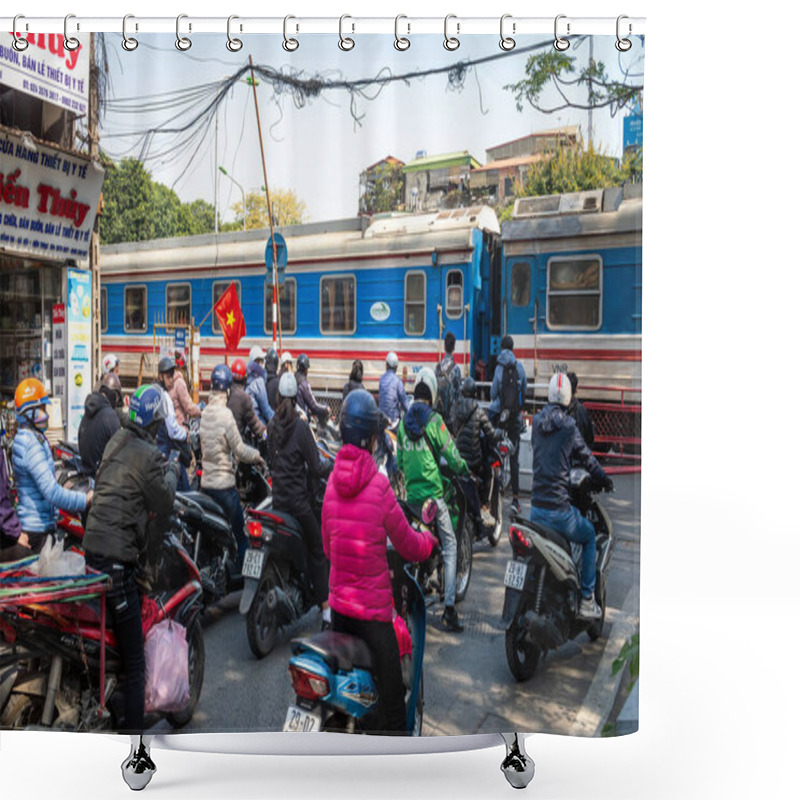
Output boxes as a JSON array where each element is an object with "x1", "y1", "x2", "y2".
[{"x1": 144, "y1": 618, "x2": 190, "y2": 713}]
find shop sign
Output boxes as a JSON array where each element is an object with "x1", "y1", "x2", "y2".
[
  {"x1": 52, "y1": 302, "x2": 66, "y2": 414},
  {"x1": 66, "y1": 268, "x2": 91, "y2": 442},
  {"x1": 0, "y1": 33, "x2": 90, "y2": 116},
  {"x1": 0, "y1": 128, "x2": 104, "y2": 265}
]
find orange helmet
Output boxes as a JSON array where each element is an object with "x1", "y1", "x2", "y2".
[
  {"x1": 231, "y1": 358, "x2": 248, "y2": 382},
  {"x1": 15, "y1": 378, "x2": 50, "y2": 413}
]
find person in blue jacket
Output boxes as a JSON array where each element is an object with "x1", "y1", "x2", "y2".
[
  {"x1": 11, "y1": 378, "x2": 91, "y2": 552},
  {"x1": 245, "y1": 345, "x2": 274, "y2": 426},
  {"x1": 378, "y1": 352, "x2": 409, "y2": 423}
]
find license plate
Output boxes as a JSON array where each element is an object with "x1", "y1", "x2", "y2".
[
  {"x1": 241, "y1": 549, "x2": 265, "y2": 580},
  {"x1": 283, "y1": 704, "x2": 322, "y2": 732},
  {"x1": 504, "y1": 560, "x2": 527, "y2": 591}
]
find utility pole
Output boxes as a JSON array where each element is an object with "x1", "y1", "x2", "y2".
[
  {"x1": 89, "y1": 33, "x2": 101, "y2": 387},
  {"x1": 214, "y1": 86, "x2": 219, "y2": 234},
  {"x1": 588, "y1": 36, "x2": 594, "y2": 150}
]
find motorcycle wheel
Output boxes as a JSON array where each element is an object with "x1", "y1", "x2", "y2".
[
  {"x1": 0, "y1": 692, "x2": 44, "y2": 728},
  {"x1": 246, "y1": 565, "x2": 279, "y2": 659},
  {"x1": 166, "y1": 617, "x2": 205, "y2": 727},
  {"x1": 487, "y1": 487, "x2": 503, "y2": 547},
  {"x1": 505, "y1": 613, "x2": 541, "y2": 682},
  {"x1": 586, "y1": 586, "x2": 607, "y2": 641},
  {"x1": 455, "y1": 521, "x2": 473, "y2": 603}
]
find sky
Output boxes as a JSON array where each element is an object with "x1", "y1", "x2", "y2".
[{"x1": 98, "y1": 32, "x2": 644, "y2": 224}]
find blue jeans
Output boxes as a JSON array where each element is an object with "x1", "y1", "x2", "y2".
[
  {"x1": 529, "y1": 505, "x2": 596, "y2": 598},
  {"x1": 202, "y1": 486, "x2": 246, "y2": 571},
  {"x1": 410, "y1": 499, "x2": 457, "y2": 608}
]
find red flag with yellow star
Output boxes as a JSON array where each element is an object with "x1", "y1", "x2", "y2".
[{"x1": 213, "y1": 282, "x2": 247, "y2": 352}]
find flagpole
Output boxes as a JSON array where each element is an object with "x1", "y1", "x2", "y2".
[{"x1": 248, "y1": 55, "x2": 282, "y2": 353}]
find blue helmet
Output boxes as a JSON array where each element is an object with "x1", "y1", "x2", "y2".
[
  {"x1": 340, "y1": 389, "x2": 381, "y2": 450},
  {"x1": 129, "y1": 384, "x2": 169, "y2": 429},
  {"x1": 211, "y1": 363, "x2": 233, "y2": 392}
]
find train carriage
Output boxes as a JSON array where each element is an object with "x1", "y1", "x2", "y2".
[
  {"x1": 499, "y1": 184, "x2": 642, "y2": 401},
  {"x1": 99, "y1": 207, "x2": 502, "y2": 390}
]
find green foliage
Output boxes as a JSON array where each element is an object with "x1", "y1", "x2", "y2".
[
  {"x1": 519, "y1": 147, "x2": 636, "y2": 197},
  {"x1": 221, "y1": 188, "x2": 306, "y2": 232},
  {"x1": 360, "y1": 162, "x2": 405, "y2": 215},
  {"x1": 99, "y1": 158, "x2": 216, "y2": 244},
  {"x1": 504, "y1": 52, "x2": 575, "y2": 113},
  {"x1": 611, "y1": 633, "x2": 640, "y2": 682}
]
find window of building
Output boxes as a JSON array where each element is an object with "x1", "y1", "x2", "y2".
[
  {"x1": 446, "y1": 270, "x2": 463, "y2": 318},
  {"x1": 511, "y1": 262, "x2": 531, "y2": 307},
  {"x1": 404, "y1": 272, "x2": 426, "y2": 335},
  {"x1": 124, "y1": 286, "x2": 147, "y2": 333},
  {"x1": 547, "y1": 256, "x2": 602, "y2": 329},
  {"x1": 265, "y1": 278, "x2": 297, "y2": 335},
  {"x1": 212, "y1": 281, "x2": 241, "y2": 334},
  {"x1": 166, "y1": 283, "x2": 191, "y2": 325},
  {"x1": 320, "y1": 276, "x2": 356, "y2": 335},
  {"x1": 101, "y1": 287, "x2": 108, "y2": 333}
]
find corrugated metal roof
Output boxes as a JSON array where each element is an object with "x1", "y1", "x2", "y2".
[
  {"x1": 471, "y1": 153, "x2": 548, "y2": 173},
  {"x1": 402, "y1": 151, "x2": 482, "y2": 173}
]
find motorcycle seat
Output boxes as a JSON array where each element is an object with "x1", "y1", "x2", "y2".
[
  {"x1": 178, "y1": 491, "x2": 226, "y2": 519},
  {"x1": 291, "y1": 631, "x2": 373, "y2": 672},
  {"x1": 526, "y1": 521, "x2": 572, "y2": 555},
  {"x1": 264, "y1": 509, "x2": 304, "y2": 536}
]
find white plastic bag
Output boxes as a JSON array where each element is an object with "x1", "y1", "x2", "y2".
[
  {"x1": 29, "y1": 537, "x2": 85, "y2": 577},
  {"x1": 143, "y1": 618, "x2": 190, "y2": 713}
]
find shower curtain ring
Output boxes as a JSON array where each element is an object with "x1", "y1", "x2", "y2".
[
  {"x1": 64, "y1": 14, "x2": 80, "y2": 51},
  {"x1": 12, "y1": 15, "x2": 29, "y2": 51},
  {"x1": 283, "y1": 16, "x2": 299, "y2": 51},
  {"x1": 226, "y1": 15, "x2": 243, "y2": 52},
  {"x1": 554, "y1": 14, "x2": 570, "y2": 51},
  {"x1": 616, "y1": 15, "x2": 632, "y2": 51},
  {"x1": 394, "y1": 15, "x2": 410, "y2": 51},
  {"x1": 121, "y1": 14, "x2": 138, "y2": 51},
  {"x1": 339, "y1": 15, "x2": 355, "y2": 51},
  {"x1": 499, "y1": 14, "x2": 515, "y2": 51},
  {"x1": 444, "y1": 14, "x2": 460, "y2": 51},
  {"x1": 176, "y1": 14, "x2": 192, "y2": 51}
]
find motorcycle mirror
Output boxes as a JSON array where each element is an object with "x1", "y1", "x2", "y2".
[{"x1": 422, "y1": 498, "x2": 438, "y2": 526}]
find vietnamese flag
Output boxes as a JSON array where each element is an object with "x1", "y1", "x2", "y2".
[{"x1": 213, "y1": 282, "x2": 247, "y2": 352}]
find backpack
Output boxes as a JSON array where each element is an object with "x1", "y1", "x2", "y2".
[
  {"x1": 499, "y1": 360, "x2": 521, "y2": 419},
  {"x1": 435, "y1": 358, "x2": 458, "y2": 427}
]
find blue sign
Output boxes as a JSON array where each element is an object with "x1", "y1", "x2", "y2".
[
  {"x1": 174, "y1": 327, "x2": 186, "y2": 352},
  {"x1": 623, "y1": 106, "x2": 643, "y2": 150},
  {"x1": 265, "y1": 233, "x2": 288, "y2": 271}
]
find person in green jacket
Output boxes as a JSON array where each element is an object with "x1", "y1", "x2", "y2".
[{"x1": 397, "y1": 367, "x2": 469, "y2": 632}]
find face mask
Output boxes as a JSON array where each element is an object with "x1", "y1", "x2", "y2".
[{"x1": 30, "y1": 408, "x2": 49, "y2": 432}]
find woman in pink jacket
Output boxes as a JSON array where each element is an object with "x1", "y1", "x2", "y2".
[{"x1": 322, "y1": 389, "x2": 437, "y2": 733}]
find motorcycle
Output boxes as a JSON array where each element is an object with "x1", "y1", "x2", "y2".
[
  {"x1": 284, "y1": 542, "x2": 427, "y2": 734},
  {"x1": 54, "y1": 441, "x2": 89, "y2": 486},
  {"x1": 0, "y1": 526, "x2": 205, "y2": 730},
  {"x1": 471, "y1": 434, "x2": 513, "y2": 548},
  {"x1": 501, "y1": 468, "x2": 614, "y2": 681}
]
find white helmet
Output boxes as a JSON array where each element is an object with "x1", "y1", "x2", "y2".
[
  {"x1": 280, "y1": 351, "x2": 294, "y2": 367},
  {"x1": 279, "y1": 372, "x2": 298, "y2": 398},
  {"x1": 548, "y1": 371, "x2": 572, "y2": 406},
  {"x1": 414, "y1": 367, "x2": 437, "y2": 405},
  {"x1": 102, "y1": 353, "x2": 119, "y2": 374},
  {"x1": 249, "y1": 345, "x2": 267, "y2": 363},
  {"x1": 386, "y1": 352, "x2": 399, "y2": 370}
]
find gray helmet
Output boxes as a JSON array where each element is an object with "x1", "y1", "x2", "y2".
[
  {"x1": 414, "y1": 367, "x2": 437, "y2": 405},
  {"x1": 158, "y1": 356, "x2": 176, "y2": 374},
  {"x1": 548, "y1": 372, "x2": 572, "y2": 406},
  {"x1": 279, "y1": 372, "x2": 298, "y2": 398},
  {"x1": 386, "y1": 352, "x2": 399, "y2": 370}
]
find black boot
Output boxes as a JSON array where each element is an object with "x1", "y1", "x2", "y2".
[{"x1": 442, "y1": 605, "x2": 464, "y2": 633}]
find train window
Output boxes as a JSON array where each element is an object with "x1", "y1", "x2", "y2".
[
  {"x1": 124, "y1": 286, "x2": 147, "y2": 333},
  {"x1": 264, "y1": 278, "x2": 297, "y2": 336},
  {"x1": 404, "y1": 272, "x2": 426, "y2": 336},
  {"x1": 320, "y1": 275, "x2": 356, "y2": 335},
  {"x1": 100, "y1": 287, "x2": 108, "y2": 333},
  {"x1": 446, "y1": 270, "x2": 463, "y2": 318},
  {"x1": 546, "y1": 256, "x2": 602, "y2": 330},
  {"x1": 511, "y1": 262, "x2": 531, "y2": 307},
  {"x1": 166, "y1": 284, "x2": 191, "y2": 325},
  {"x1": 212, "y1": 281, "x2": 241, "y2": 334}
]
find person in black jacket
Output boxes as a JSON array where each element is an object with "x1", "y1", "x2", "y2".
[
  {"x1": 82, "y1": 384, "x2": 180, "y2": 734},
  {"x1": 567, "y1": 372, "x2": 595, "y2": 450},
  {"x1": 295, "y1": 353, "x2": 330, "y2": 423},
  {"x1": 452, "y1": 377, "x2": 502, "y2": 527},
  {"x1": 342, "y1": 359, "x2": 364, "y2": 400},
  {"x1": 264, "y1": 348, "x2": 280, "y2": 411},
  {"x1": 229, "y1": 358, "x2": 266, "y2": 443},
  {"x1": 78, "y1": 372, "x2": 123, "y2": 476},
  {"x1": 529, "y1": 372, "x2": 613, "y2": 621},
  {"x1": 267, "y1": 372, "x2": 332, "y2": 627}
]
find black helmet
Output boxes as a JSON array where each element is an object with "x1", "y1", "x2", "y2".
[
  {"x1": 462, "y1": 377, "x2": 477, "y2": 398},
  {"x1": 100, "y1": 372, "x2": 123, "y2": 408},
  {"x1": 297, "y1": 353, "x2": 310, "y2": 373},
  {"x1": 265, "y1": 347, "x2": 279, "y2": 372},
  {"x1": 158, "y1": 356, "x2": 176, "y2": 375},
  {"x1": 211, "y1": 364, "x2": 233, "y2": 392},
  {"x1": 340, "y1": 390, "x2": 381, "y2": 450}
]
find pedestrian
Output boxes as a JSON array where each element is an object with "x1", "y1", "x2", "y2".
[
  {"x1": 170, "y1": 351, "x2": 201, "y2": 427},
  {"x1": 435, "y1": 331, "x2": 462, "y2": 430},
  {"x1": 489, "y1": 335, "x2": 527, "y2": 516},
  {"x1": 567, "y1": 372, "x2": 595, "y2": 450},
  {"x1": 378, "y1": 352, "x2": 409, "y2": 423},
  {"x1": 78, "y1": 372, "x2": 124, "y2": 477},
  {"x1": 342, "y1": 359, "x2": 364, "y2": 400}
]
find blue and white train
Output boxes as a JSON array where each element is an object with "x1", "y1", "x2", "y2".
[{"x1": 99, "y1": 185, "x2": 641, "y2": 398}]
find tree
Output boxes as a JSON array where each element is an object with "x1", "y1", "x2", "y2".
[
  {"x1": 223, "y1": 188, "x2": 307, "y2": 231},
  {"x1": 359, "y1": 162, "x2": 405, "y2": 215},
  {"x1": 99, "y1": 158, "x2": 216, "y2": 244}
]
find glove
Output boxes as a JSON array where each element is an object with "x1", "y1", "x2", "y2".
[{"x1": 603, "y1": 476, "x2": 614, "y2": 493}]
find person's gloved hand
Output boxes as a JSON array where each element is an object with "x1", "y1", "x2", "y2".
[{"x1": 603, "y1": 475, "x2": 615, "y2": 493}]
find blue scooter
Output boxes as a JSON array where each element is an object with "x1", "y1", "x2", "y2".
[{"x1": 284, "y1": 541, "x2": 429, "y2": 735}]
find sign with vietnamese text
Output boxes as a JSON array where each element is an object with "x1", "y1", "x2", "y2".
[
  {"x1": 0, "y1": 129, "x2": 104, "y2": 264},
  {"x1": 0, "y1": 33, "x2": 90, "y2": 116},
  {"x1": 52, "y1": 303, "x2": 66, "y2": 418},
  {"x1": 66, "y1": 268, "x2": 91, "y2": 442}
]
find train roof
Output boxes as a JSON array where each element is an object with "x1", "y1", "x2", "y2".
[
  {"x1": 100, "y1": 207, "x2": 500, "y2": 276},
  {"x1": 502, "y1": 184, "x2": 642, "y2": 243}
]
